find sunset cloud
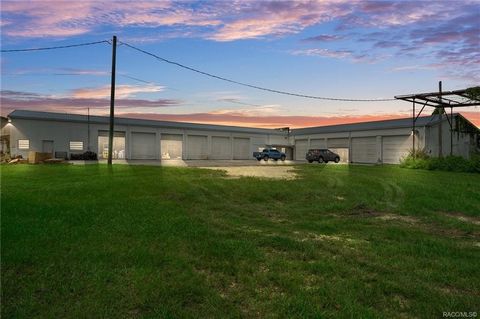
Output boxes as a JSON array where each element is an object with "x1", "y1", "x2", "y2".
[
  {"x1": 115, "y1": 111, "x2": 412, "y2": 129},
  {"x1": 0, "y1": 90, "x2": 180, "y2": 115},
  {"x1": 72, "y1": 84, "x2": 165, "y2": 99}
]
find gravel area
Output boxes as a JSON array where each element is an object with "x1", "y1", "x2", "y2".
[{"x1": 203, "y1": 166, "x2": 298, "y2": 179}]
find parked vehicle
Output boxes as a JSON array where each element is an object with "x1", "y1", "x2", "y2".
[
  {"x1": 253, "y1": 148, "x2": 286, "y2": 161},
  {"x1": 306, "y1": 149, "x2": 340, "y2": 163}
]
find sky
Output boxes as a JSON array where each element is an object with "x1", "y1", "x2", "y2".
[{"x1": 1, "y1": 0, "x2": 479, "y2": 128}]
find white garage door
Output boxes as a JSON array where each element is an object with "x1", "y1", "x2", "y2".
[
  {"x1": 382, "y1": 135, "x2": 411, "y2": 164},
  {"x1": 327, "y1": 138, "x2": 349, "y2": 148},
  {"x1": 295, "y1": 139, "x2": 308, "y2": 160},
  {"x1": 187, "y1": 135, "x2": 208, "y2": 159},
  {"x1": 310, "y1": 138, "x2": 326, "y2": 149},
  {"x1": 161, "y1": 134, "x2": 183, "y2": 159},
  {"x1": 131, "y1": 132, "x2": 156, "y2": 159},
  {"x1": 329, "y1": 148, "x2": 349, "y2": 163},
  {"x1": 233, "y1": 138, "x2": 250, "y2": 159},
  {"x1": 212, "y1": 136, "x2": 231, "y2": 159},
  {"x1": 351, "y1": 137, "x2": 377, "y2": 163}
]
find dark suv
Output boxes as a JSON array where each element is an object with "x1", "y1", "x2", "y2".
[{"x1": 306, "y1": 149, "x2": 340, "y2": 163}]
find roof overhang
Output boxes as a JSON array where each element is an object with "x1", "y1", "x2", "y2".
[{"x1": 395, "y1": 88, "x2": 480, "y2": 108}]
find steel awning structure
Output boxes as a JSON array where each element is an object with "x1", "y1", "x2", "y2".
[
  {"x1": 394, "y1": 83, "x2": 480, "y2": 157},
  {"x1": 395, "y1": 88, "x2": 480, "y2": 108}
]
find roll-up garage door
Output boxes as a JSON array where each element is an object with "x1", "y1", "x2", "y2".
[
  {"x1": 161, "y1": 134, "x2": 183, "y2": 159},
  {"x1": 351, "y1": 137, "x2": 377, "y2": 163},
  {"x1": 187, "y1": 135, "x2": 208, "y2": 159},
  {"x1": 327, "y1": 138, "x2": 349, "y2": 148},
  {"x1": 233, "y1": 138, "x2": 250, "y2": 159},
  {"x1": 327, "y1": 138, "x2": 350, "y2": 163},
  {"x1": 212, "y1": 136, "x2": 232, "y2": 159},
  {"x1": 295, "y1": 139, "x2": 308, "y2": 160},
  {"x1": 131, "y1": 132, "x2": 156, "y2": 159},
  {"x1": 310, "y1": 138, "x2": 326, "y2": 149},
  {"x1": 382, "y1": 135, "x2": 411, "y2": 164}
]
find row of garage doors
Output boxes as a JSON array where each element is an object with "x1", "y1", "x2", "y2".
[
  {"x1": 295, "y1": 135, "x2": 411, "y2": 164},
  {"x1": 130, "y1": 132, "x2": 251, "y2": 160}
]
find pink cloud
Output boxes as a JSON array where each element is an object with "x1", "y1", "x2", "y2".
[
  {"x1": 72, "y1": 84, "x2": 165, "y2": 99},
  {"x1": 116, "y1": 111, "x2": 410, "y2": 129},
  {"x1": 209, "y1": 1, "x2": 351, "y2": 41},
  {"x1": 0, "y1": 90, "x2": 180, "y2": 116}
]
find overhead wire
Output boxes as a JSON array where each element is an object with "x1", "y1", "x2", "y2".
[
  {"x1": 1, "y1": 38, "x2": 397, "y2": 102},
  {"x1": 119, "y1": 41, "x2": 396, "y2": 102},
  {"x1": 1, "y1": 40, "x2": 110, "y2": 52}
]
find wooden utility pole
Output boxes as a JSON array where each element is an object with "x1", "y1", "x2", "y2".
[
  {"x1": 412, "y1": 98, "x2": 415, "y2": 157},
  {"x1": 108, "y1": 35, "x2": 117, "y2": 165},
  {"x1": 87, "y1": 107, "x2": 90, "y2": 151},
  {"x1": 438, "y1": 81, "x2": 443, "y2": 157}
]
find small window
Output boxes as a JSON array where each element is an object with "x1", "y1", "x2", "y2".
[
  {"x1": 70, "y1": 141, "x2": 84, "y2": 151},
  {"x1": 18, "y1": 139, "x2": 30, "y2": 149}
]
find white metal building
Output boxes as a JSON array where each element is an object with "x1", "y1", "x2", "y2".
[
  {"x1": 293, "y1": 114, "x2": 479, "y2": 163},
  {"x1": 2, "y1": 110, "x2": 479, "y2": 164},
  {"x1": 3, "y1": 110, "x2": 290, "y2": 161}
]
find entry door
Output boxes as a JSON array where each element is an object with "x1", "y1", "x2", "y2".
[
  {"x1": 42, "y1": 140, "x2": 54, "y2": 153},
  {"x1": 295, "y1": 140, "x2": 308, "y2": 160}
]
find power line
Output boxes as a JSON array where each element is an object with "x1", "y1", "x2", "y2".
[
  {"x1": 1, "y1": 40, "x2": 110, "y2": 53},
  {"x1": 119, "y1": 41, "x2": 396, "y2": 102},
  {"x1": 118, "y1": 74, "x2": 155, "y2": 85}
]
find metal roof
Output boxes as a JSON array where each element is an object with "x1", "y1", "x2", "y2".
[
  {"x1": 291, "y1": 114, "x2": 454, "y2": 136},
  {"x1": 8, "y1": 110, "x2": 286, "y2": 135},
  {"x1": 395, "y1": 88, "x2": 480, "y2": 108},
  {"x1": 8, "y1": 110, "x2": 478, "y2": 137}
]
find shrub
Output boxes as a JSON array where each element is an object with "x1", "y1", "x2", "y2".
[
  {"x1": 400, "y1": 149, "x2": 480, "y2": 173},
  {"x1": 70, "y1": 151, "x2": 98, "y2": 160}
]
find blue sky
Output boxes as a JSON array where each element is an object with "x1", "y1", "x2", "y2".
[{"x1": 1, "y1": 0, "x2": 479, "y2": 127}]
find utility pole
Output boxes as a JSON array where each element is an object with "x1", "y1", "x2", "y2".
[
  {"x1": 108, "y1": 35, "x2": 117, "y2": 165},
  {"x1": 412, "y1": 98, "x2": 415, "y2": 157},
  {"x1": 438, "y1": 81, "x2": 443, "y2": 157},
  {"x1": 87, "y1": 107, "x2": 90, "y2": 151}
]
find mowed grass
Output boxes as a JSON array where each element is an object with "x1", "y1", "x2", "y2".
[{"x1": 1, "y1": 164, "x2": 479, "y2": 318}]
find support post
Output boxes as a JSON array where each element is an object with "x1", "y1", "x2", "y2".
[
  {"x1": 108, "y1": 35, "x2": 117, "y2": 165},
  {"x1": 450, "y1": 106, "x2": 453, "y2": 156},
  {"x1": 438, "y1": 81, "x2": 443, "y2": 157},
  {"x1": 412, "y1": 98, "x2": 415, "y2": 157},
  {"x1": 87, "y1": 107, "x2": 90, "y2": 151}
]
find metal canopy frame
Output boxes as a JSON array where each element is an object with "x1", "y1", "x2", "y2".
[{"x1": 394, "y1": 82, "x2": 480, "y2": 157}]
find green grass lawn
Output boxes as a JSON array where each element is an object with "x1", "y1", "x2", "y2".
[{"x1": 2, "y1": 164, "x2": 479, "y2": 318}]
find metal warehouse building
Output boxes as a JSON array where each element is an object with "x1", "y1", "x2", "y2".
[{"x1": 2, "y1": 110, "x2": 479, "y2": 164}]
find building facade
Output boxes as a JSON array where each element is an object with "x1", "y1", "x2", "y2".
[{"x1": 2, "y1": 110, "x2": 479, "y2": 164}]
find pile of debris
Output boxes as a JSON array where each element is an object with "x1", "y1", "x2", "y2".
[
  {"x1": 7, "y1": 155, "x2": 27, "y2": 164},
  {"x1": 7, "y1": 152, "x2": 65, "y2": 164}
]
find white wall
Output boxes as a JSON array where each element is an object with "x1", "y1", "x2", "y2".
[
  {"x1": 294, "y1": 127, "x2": 428, "y2": 164},
  {"x1": 8, "y1": 118, "x2": 284, "y2": 160}
]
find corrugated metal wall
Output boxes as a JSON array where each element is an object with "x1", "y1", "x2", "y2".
[
  {"x1": 131, "y1": 132, "x2": 156, "y2": 159},
  {"x1": 187, "y1": 135, "x2": 208, "y2": 159},
  {"x1": 233, "y1": 138, "x2": 250, "y2": 159},
  {"x1": 211, "y1": 136, "x2": 232, "y2": 159}
]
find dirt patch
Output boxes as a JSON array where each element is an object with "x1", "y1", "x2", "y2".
[
  {"x1": 346, "y1": 205, "x2": 384, "y2": 218},
  {"x1": 346, "y1": 205, "x2": 417, "y2": 223},
  {"x1": 203, "y1": 166, "x2": 297, "y2": 179},
  {"x1": 377, "y1": 214, "x2": 417, "y2": 224},
  {"x1": 299, "y1": 233, "x2": 367, "y2": 245},
  {"x1": 444, "y1": 212, "x2": 480, "y2": 226}
]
